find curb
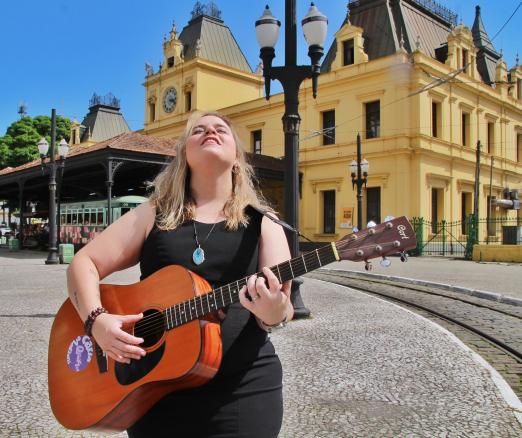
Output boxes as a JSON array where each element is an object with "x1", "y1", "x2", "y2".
[{"x1": 317, "y1": 268, "x2": 522, "y2": 308}]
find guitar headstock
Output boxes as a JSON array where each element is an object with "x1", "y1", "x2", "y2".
[{"x1": 335, "y1": 216, "x2": 416, "y2": 264}]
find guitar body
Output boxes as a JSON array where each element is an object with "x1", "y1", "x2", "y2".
[{"x1": 48, "y1": 265, "x2": 222, "y2": 431}]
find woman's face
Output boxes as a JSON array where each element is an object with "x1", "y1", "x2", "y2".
[{"x1": 185, "y1": 115, "x2": 237, "y2": 173}]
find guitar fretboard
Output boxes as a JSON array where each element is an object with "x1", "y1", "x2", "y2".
[{"x1": 163, "y1": 244, "x2": 338, "y2": 330}]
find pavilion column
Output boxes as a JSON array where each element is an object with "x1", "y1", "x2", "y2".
[
  {"x1": 103, "y1": 159, "x2": 124, "y2": 226},
  {"x1": 17, "y1": 180, "x2": 25, "y2": 242}
]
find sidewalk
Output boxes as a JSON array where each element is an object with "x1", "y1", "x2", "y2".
[
  {"x1": 0, "y1": 248, "x2": 521, "y2": 437},
  {"x1": 330, "y1": 256, "x2": 522, "y2": 302}
]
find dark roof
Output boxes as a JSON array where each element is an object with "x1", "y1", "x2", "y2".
[
  {"x1": 0, "y1": 132, "x2": 177, "y2": 177},
  {"x1": 80, "y1": 104, "x2": 131, "y2": 143},
  {"x1": 472, "y1": 5, "x2": 501, "y2": 85},
  {"x1": 323, "y1": 0, "x2": 454, "y2": 70},
  {"x1": 399, "y1": 0, "x2": 453, "y2": 57},
  {"x1": 179, "y1": 14, "x2": 252, "y2": 72}
]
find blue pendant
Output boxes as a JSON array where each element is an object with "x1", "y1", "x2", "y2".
[{"x1": 192, "y1": 247, "x2": 205, "y2": 265}]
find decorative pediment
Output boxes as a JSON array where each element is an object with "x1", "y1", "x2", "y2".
[
  {"x1": 366, "y1": 173, "x2": 389, "y2": 189},
  {"x1": 310, "y1": 177, "x2": 343, "y2": 193},
  {"x1": 456, "y1": 179, "x2": 474, "y2": 193},
  {"x1": 426, "y1": 173, "x2": 451, "y2": 189},
  {"x1": 183, "y1": 79, "x2": 194, "y2": 93}
]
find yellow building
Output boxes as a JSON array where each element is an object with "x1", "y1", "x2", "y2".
[{"x1": 143, "y1": 1, "x2": 522, "y2": 248}]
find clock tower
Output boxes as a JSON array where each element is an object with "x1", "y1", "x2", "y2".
[{"x1": 143, "y1": 6, "x2": 263, "y2": 137}]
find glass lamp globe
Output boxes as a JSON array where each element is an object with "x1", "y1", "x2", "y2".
[
  {"x1": 361, "y1": 158, "x2": 369, "y2": 175},
  {"x1": 301, "y1": 3, "x2": 328, "y2": 47},
  {"x1": 255, "y1": 5, "x2": 281, "y2": 48},
  {"x1": 58, "y1": 138, "x2": 69, "y2": 158},
  {"x1": 37, "y1": 138, "x2": 49, "y2": 156},
  {"x1": 350, "y1": 159, "x2": 357, "y2": 177}
]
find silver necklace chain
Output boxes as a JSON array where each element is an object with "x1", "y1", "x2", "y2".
[{"x1": 193, "y1": 220, "x2": 218, "y2": 247}]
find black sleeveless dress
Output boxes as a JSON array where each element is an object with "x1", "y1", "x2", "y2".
[{"x1": 127, "y1": 207, "x2": 283, "y2": 438}]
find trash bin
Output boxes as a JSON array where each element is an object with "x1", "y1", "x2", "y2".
[
  {"x1": 59, "y1": 243, "x2": 75, "y2": 264},
  {"x1": 0, "y1": 236, "x2": 6, "y2": 245},
  {"x1": 9, "y1": 238, "x2": 20, "y2": 251}
]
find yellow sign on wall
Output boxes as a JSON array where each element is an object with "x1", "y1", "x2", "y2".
[{"x1": 340, "y1": 208, "x2": 353, "y2": 229}]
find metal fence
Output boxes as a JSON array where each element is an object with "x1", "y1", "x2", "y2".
[{"x1": 410, "y1": 216, "x2": 522, "y2": 258}]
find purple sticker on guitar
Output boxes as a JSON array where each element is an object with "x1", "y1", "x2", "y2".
[{"x1": 66, "y1": 335, "x2": 94, "y2": 372}]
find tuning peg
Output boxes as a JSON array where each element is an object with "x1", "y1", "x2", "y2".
[
  {"x1": 367, "y1": 221, "x2": 377, "y2": 228},
  {"x1": 380, "y1": 257, "x2": 391, "y2": 268},
  {"x1": 365, "y1": 261, "x2": 372, "y2": 271},
  {"x1": 384, "y1": 215, "x2": 395, "y2": 222},
  {"x1": 368, "y1": 228, "x2": 376, "y2": 235},
  {"x1": 400, "y1": 251, "x2": 409, "y2": 262}
]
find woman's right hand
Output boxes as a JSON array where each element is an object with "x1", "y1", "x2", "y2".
[{"x1": 91, "y1": 313, "x2": 146, "y2": 364}]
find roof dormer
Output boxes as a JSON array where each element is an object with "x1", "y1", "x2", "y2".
[{"x1": 446, "y1": 24, "x2": 479, "y2": 80}]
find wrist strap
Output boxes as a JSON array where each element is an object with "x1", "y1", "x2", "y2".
[
  {"x1": 261, "y1": 315, "x2": 287, "y2": 332},
  {"x1": 84, "y1": 307, "x2": 108, "y2": 337}
]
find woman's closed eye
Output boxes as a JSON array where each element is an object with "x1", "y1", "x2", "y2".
[{"x1": 192, "y1": 125, "x2": 230, "y2": 135}]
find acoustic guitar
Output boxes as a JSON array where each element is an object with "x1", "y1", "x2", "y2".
[{"x1": 48, "y1": 216, "x2": 416, "y2": 431}]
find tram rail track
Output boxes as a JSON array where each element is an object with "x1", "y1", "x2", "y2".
[{"x1": 306, "y1": 269, "x2": 522, "y2": 399}]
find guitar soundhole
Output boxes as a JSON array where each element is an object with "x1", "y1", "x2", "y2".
[{"x1": 134, "y1": 309, "x2": 165, "y2": 348}]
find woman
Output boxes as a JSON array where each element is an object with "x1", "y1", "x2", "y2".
[{"x1": 66, "y1": 111, "x2": 293, "y2": 437}]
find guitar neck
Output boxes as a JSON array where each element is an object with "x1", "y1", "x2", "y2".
[{"x1": 163, "y1": 244, "x2": 339, "y2": 330}]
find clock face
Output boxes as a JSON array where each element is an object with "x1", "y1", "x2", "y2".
[{"x1": 163, "y1": 87, "x2": 177, "y2": 113}]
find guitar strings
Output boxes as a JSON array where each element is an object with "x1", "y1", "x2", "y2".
[
  {"x1": 124, "y1": 225, "x2": 410, "y2": 338},
  {"x1": 131, "y1": 243, "x2": 402, "y2": 339},
  {"x1": 126, "y1": 230, "x2": 406, "y2": 339},
  {"x1": 132, "y1": 246, "x2": 331, "y2": 336}
]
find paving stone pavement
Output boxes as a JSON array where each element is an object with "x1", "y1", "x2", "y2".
[{"x1": 0, "y1": 249, "x2": 521, "y2": 437}]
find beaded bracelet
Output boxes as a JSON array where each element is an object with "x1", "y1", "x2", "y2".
[{"x1": 84, "y1": 306, "x2": 108, "y2": 337}]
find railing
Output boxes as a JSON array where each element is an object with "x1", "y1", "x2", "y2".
[
  {"x1": 89, "y1": 92, "x2": 120, "y2": 109},
  {"x1": 411, "y1": 216, "x2": 521, "y2": 259},
  {"x1": 348, "y1": 0, "x2": 457, "y2": 27}
]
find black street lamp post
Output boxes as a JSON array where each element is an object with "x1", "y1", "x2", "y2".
[
  {"x1": 350, "y1": 133, "x2": 369, "y2": 231},
  {"x1": 255, "y1": 1, "x2": 328, "y2": 318},
  {"x1": 37, "y1": 109, "x2": 69, "y2": 265}
]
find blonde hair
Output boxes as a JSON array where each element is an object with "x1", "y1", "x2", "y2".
[{"x1": 149, "y1": 111, "x2": 272, "y2": 231}]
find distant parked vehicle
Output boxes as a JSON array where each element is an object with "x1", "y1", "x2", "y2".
[{"x1": 0, "y1": 227, "x2": 12, "y2": 237}]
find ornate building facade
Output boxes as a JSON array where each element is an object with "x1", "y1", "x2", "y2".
[{"x1": 143, "y1": 0, "x2": 522, "y2": 244}]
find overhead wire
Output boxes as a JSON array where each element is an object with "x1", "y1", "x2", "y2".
[{"x1": 296, "y1": 1, "x2": 522, "y2": 144}]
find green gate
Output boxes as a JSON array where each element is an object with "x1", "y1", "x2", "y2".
[
  {"x1": 411, "y1": 216, "x2": 522, "y2": 259},
  {"x1": 411, "y1": 218, "x2": 468, "y2": 258}
]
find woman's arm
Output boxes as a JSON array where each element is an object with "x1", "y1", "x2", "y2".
[
  {"x1": 239, "y1": 215, "x2": 294, "y2": 329},
  {"x1": 66, "y1": 200, "x2": 156, "y2": 363}
]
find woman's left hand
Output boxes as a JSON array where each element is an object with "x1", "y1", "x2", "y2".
[{"x1": 239, "y1": 266, "x2": 291, "y2": 326}]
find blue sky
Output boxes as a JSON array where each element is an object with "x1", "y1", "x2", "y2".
[{"x1": 0, "y1": 0, "x2": 520, "y2": 135}]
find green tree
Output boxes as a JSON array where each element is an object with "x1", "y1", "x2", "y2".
[
  {"x1": 0, "y1": 138, "x2": 11, "y2": 168},
  {"x1": 0, "y1": 115, "x2": 71, "y2": 169}
]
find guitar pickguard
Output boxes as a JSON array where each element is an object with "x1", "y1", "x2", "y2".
[{"x1": 114, "y1": 341, "x2": 166, "y2": 386}]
